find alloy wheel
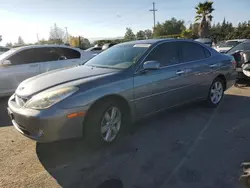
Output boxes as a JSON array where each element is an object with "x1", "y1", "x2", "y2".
[
  {"x1": 210, "y1": 81, "x2": 223, "y2": 104},
  {"x1": 100, "y1": 106, "x2": 122, "y2": 142}
]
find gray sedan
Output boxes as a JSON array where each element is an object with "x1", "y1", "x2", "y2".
[{"x1": 7, "y1": 39, "x2": 236, "y2": 145}]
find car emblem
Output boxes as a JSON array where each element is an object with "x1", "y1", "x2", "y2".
[{"x1": 19, "y1": 87, "x2": 25, "y2": 91}]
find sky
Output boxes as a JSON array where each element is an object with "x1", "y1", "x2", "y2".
[{"x1": 0, "y1": 0, "x2": 249, "y2": 45}]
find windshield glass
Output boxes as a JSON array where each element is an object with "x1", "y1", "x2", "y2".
[
  {"x1": 227, "y1": 42, "x2": 250, "y2": 54},
  {"x1": 0, "y1": 48, "x2": 17, "y2": 61},
  {"x1": 84, "y1": 44, "x2": 150, "y2": 69}
]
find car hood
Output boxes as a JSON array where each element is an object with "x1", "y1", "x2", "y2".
[{"x1": 16, "y1": 65, "x2": 118, "y2": 97}]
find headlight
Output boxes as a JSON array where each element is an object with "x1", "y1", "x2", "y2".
[{"x1": 24, "y1": 87, "x2": 78, "y2": 109}]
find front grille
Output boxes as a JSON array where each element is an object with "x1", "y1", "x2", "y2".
[{"x1": 15, "y1": 95, "x2": 28, "y2": 107}]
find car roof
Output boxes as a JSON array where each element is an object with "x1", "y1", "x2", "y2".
[
  {"x1": 117, "y1": 38, "x2": 206, "y2": 46},
  {"x1": 226, "y1": 39, "x2": 248, "y2": 42},
  {"x1": 13, "y1": 44, "x2": 79, "y2": 51}
]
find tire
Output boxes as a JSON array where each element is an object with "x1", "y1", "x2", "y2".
[
  {"x1": 83, "y1": 99, "x2": 126, "y2": 147},
  {"x1": 205, "y1": 78, "x2": 225, "y2": 108}
]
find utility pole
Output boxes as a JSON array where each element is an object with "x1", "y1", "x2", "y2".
[
  {"x1": 36, "y1": 33, "x2": 40, "y2": 43},
  {"x1": 149, "y1": 2, "x2": 157, "y2": 29},
  {"x1": 65, "y1": 27, "x2": 68, "y2": 44}
]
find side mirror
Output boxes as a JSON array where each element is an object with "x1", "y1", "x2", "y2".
[
  {"x1": 1, "y1": 60, "x2": 11, "y2": 66},
  {"x1": 143, "y1": 61, "x2": 160, "y2": 71}
]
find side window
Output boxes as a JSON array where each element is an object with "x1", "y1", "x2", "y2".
[
  {"x1": 33, "y1": 48, "x2": 60, "y2": 62},
  {"x1": 8, "y1": 49, "x2": 38, "y2": 65},
  {"x1": 145, "y1": 42, "x2": 179, "y2": 67},
  {"x1": 57, "y1": 48, "x2": 81, "y2": 60},
  {"x1": 203, "y1": 47, "x2": 211, "y2": 58},
  {"x1": 181, "y1": 42, "x2": 207, "y2": 62}
]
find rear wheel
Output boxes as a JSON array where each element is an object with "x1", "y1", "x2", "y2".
[
  {"x1": 83, "y1": 100, "x2": 125, "y2": 146},
  {"x1": 206, "y1": 78, "x2": 225, "y2": 107}
]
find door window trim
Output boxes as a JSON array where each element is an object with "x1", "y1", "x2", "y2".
[{"x1": 134, "y1": 40, "x2": 213, "y2": 74}]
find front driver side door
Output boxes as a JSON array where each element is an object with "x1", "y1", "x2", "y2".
[
  {"x1": 133, "y1": 42, "x2": 189, "y2": 118},
  {"x1": 0, "y1": 49, "x2": 41, "y2": 94}
]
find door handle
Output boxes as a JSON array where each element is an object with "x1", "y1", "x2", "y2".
[
  {"x1": 210, "y1": 64, "x2": 218, "y2": 68},
  {"x1": 176, "y1": 70, "x2": 185, "y2": 75}
]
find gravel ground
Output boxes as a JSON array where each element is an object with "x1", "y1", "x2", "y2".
[{"x1": 0, "y1": 86, "x2": 250, "y2": 188}]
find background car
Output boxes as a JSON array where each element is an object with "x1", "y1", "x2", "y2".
[
  {"x1": 0, "y1": 46, "x2": 10, "y2": 55},
  {"x1": 215, "y1": 39, "x2": 247, "y2": 53},
  {"x1": 226, "y1": 40, "x2": 250, "y2": 80},
  {"x1": 8, "y1": 39, "x2": 236, "y2": 145},
  {"x1": 0, "y1": 45, "x2": 92, "y2": 97},
  {"x1": 194, "y1": 38, "x2": 213, "y2": 47}
]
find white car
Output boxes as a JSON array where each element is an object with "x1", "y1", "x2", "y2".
[
  {"x1": 0, "y1": 45, "x2": 92, "y2": 97},
  {"x1": 214, "y1": 39, "x2": 247, "y2": 53}
]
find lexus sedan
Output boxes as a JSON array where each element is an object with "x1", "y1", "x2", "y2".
[{"x1": 7, "y1": 39, "x2": 236, "y2": 145}]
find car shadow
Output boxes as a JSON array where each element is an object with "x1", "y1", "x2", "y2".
[
  {"x1": 36, "y1": 92, "x2": 250, "y2": 188},
  {"x1": 0, "y1": 97, "x2": 11, "y2": 127}
]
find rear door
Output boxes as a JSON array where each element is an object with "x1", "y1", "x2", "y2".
[
  {"x1": 40, "y1": 47, "x2": 81, "y2": 72},
  {"x1": 178, "y1": 41, "x2": 213, "y2": 101},
  {"x1": 0, "y1": 48, "x2": 41, "y2": 94}
]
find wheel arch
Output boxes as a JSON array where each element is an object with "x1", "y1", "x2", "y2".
[
  {"x1": 215, "y1": 74, "x2": 227, "y2": 89},
  {"x1": 83, "y1": 94, "x2": 132, "y2": 128}
]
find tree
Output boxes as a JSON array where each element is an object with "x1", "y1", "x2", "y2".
[
  {"x1": 153, "y1": 18, "x2": 186, "y2": 37},
  {"x1": 69, "y1": 36, "x2": 91, "y2": 50},
  {"x1": 144, "y1": 29, "x2": 153, "y2": 39},
  {"x1": 181, "y1": 29, "x2": 193, "y2": 39},
  {"x1": 49, "y1": 23, "x2": 65, "y2": 43},
  {"x1": 136, "y1": 30, "x2": 146, "y2": 40},
  {"x1": 6, "y1": 42, "x2": 13, "y2": 48},
  {"x1": 17, "y1": 36, "x2": 25, "y2": 45},
  {"x1": 195, "y1": 1, "x2": 215, "y2": 38},
  {"x1": 124, "y1": 28, "x2": 136, "y2": 41}
]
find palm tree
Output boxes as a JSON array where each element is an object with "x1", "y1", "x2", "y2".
[{"x1": 195, "y1": 1, "x2": 215, "y2": 38}]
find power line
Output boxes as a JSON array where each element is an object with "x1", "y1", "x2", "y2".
[{"x1": 149, "y1": 2, "x2": 158, "y2": 29}]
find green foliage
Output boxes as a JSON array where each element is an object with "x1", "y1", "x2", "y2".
[
  {"x1": 195, "y1": 1, "x2": 214, "y2": 38},
  {"x1": 144, "y1": 29, "x2": 153, "y2": 39},
  {"x1": 154, "y1": 34, "x2": 181, "y2": 39},
  {"x1": 153, "y1": 18, "x2": 186, "y2": 37},
  {"x1": 70, "y1": 36, "x2": 91, "y2": 49},
  {"x1": 49, "y1": 23, "x2": 65, "y2": 41},
  {"x1": 94, "y1": 39, "x2": 124, "y2": 46},
  {"x1": 210, "y1": 19, "x2": 250, "y2": 43},
  {"x1": 17, "y1": 36, "x2": 25, "y2": 46},
  {"x1": 6, "y1": 42, "x2": 13, "y2": 48},
  {"x1": 124, "y1": 28, "x2": 136, "y2": 41},
  {"x1": 136, "y1": 30, "x2": 146, "y2": 40}
]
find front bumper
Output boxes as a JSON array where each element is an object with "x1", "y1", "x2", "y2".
[{"x1": 7, "y1": 94, "x2": 88, "y2": 142}]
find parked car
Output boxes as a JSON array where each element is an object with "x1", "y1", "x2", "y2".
[
  {"x1": 7, "y1": 39, "x2": 236, "y2": 145},
  {"x1": 227, "y1": 40, "x2": 250, "y2": 80},
  {"x1": 0, "y1": 46, "x2": 10, "y2": 55},
  {"x1": 215, "y1": 39, "x2": 247, "y2": 53},
  {"x1": 194, "y1": 38, "x2": 213, "y2": 47},
  {"x1": 102, "y1": 43, "x2": 116, "y2": 50},
  {"x1": 85, "y1": 46, "x2": 102, "y2": 53},
  {"x1": 0, "y1": 45, "x2": 92, "y2": 97}
]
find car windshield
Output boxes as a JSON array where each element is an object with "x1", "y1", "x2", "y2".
[
  {"x1": 84, "y1": 43, "x2": 150, "y2": 69},
  {"x1": 218, "y1": 41, "x2": 240, "y2": 48},
  {"x1": 227, "y1": 42, "x2": 250, "y2": 54},
  {"x1": 0, "y1": 48, "x2": 17, "y2": 61}
]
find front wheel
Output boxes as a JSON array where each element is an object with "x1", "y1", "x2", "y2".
[
  {"x1": 83, "y1": 100, "x2": 125, "y2": 146},
  {"x1": 206, "y1": 78, "x2": 225, "y2": 107}
]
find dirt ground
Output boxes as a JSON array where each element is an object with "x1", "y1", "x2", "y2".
[{"x1": 0, "y1": 85, "x2": 250, "y2": 188}]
